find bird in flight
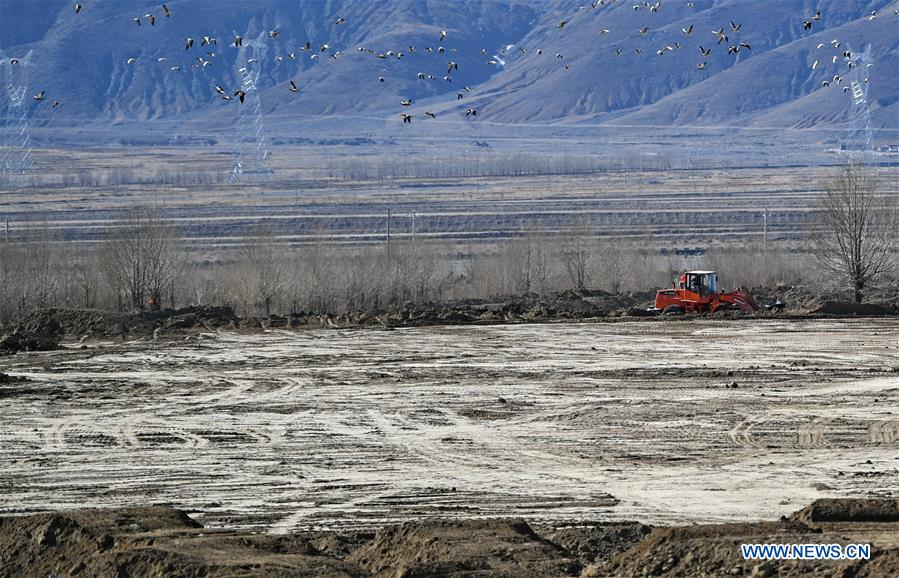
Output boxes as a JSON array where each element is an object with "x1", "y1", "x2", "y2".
[
  {"x1": 401, "y1": 114, "x2": 412, "y2": 124},
  {"x1": 335, "y1": 17, "x2": 345, "y2": 24},
  {"x1": 74, "y1": 3, "x2": 82, "y2": 14},
  {"x1": 234, "y1": 90, "x2": 247, "y2": 103},
  {"x1": 289, "y1": 80, "x2": 298, "y2": 93},
  {"x1": 425, "y1": 111, "x2": 436, "y2": 119},
  {"x1": 400, "y1": 99, "x2": 413, "y2": 106},
  {"x1": 33, "y1": 90, "x2": 45, "y2": 101},
  {"x1": 730, "y1": 21, "x2": 742, "y2": 32},
  {"x1": 162, "y1": 4, "x2": 171, "y2": 18},
  {"x1": 465, "y1": 108, "x2": 477, "y2": 116},
  {"x1": 682, "y1": 25, "x2": 693, "y2": 36}
]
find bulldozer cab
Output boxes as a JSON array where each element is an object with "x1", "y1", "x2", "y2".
[{"x1": 680, "y1": 271, "x2": 717, "y2": 298}]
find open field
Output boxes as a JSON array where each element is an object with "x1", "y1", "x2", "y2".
[
  {"x1": 1, "y1": 319, "x2": 896, "y2": 533},
  {"x1": 2, "y1": 152, "x2": 898, "y2": 252}
]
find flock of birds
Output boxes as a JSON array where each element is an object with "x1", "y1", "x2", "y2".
[{"x1": 7, "y1": 1, "x2": 898, "y2": 123}]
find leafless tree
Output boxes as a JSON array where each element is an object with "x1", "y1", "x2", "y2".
[
  {"x1": 234, "y1": 224, "x2": 285, "y2": 317},
  {"x1": 812, "y1": 161, "x2": 897, "y2": 303},
  {"x1": 103, "y1": 207, "x2": 185, "y2": 311},
  {"x1": 596, "y1": 235, "x2": 631, "y2": 294},
  {"x1": 558, "y1": 220, "x2": 595, "y2": 290},
  {"x1": 503, "y1": 229, "x2": 549, "y2": 294}
]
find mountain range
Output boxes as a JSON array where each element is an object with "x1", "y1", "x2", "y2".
[{"x1": 1, "y1": 0, "x2": 897, "y2": 131}]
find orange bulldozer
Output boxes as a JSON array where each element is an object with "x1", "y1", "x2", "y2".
[{"x1": 652, "y1": 271, "x2": 760, "y2": 314}]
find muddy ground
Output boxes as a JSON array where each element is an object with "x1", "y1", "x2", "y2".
[{"x1": 0, "y1": 319, "x2": 897, "y2": 575}]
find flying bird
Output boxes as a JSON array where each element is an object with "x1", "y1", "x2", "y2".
[
  {"x1": 425, "y1": 111, "x2": 436, "y2": 118},
  {"x1": 697, "y1": 61, "x2": 707, "y2": 69},
  {"x1": 185, "y1": 37, "x2": 194, "y2": 50},
  {"x1": 730, "y1": 21, "x2": 741, "y2": 32},
  {"x1": 439, "y1": 30, "x2": 447, "y2": 42},
  {"x1": 557, "y1": 20, "x2": 568, "y2": 29},
  {"x1": 465, "y1": 108, "x2": 477, "y2": 116},
  {"x1": 33, "y1": 91, "x2": 45, "y2": 101},
  {"x1": 682, "y1": 25, "x2": 693, "y2": 36},
  {"x1": 145, "y1": 13, "x2": 156, "y2": 26},
  {"x1": 401, "y1": 114, "x2": 412, "y2": 124},
  {"x1": 74, "y1": 3, "x2": 82, "y2": 14},
  {"x1": 802, "y1": 21, "x2": 812, "y2": 30},
  {"x1": 713, "y1": 28, "x2": 727, "y2": 44},
  {"x1": 52, "y1": 101, "x2": 60, "y2": 108},
  {"x1": 288, "y1": 80, "x2": 298, "y2": 93},
  {"x1": 162, "y1": 4, "x2": 171, "y2": 17},
  {"x1": 699, "y1": 45, "x2": 711, "y2": 56},
  {"x1": 234, "y1": 90, "x2": 246, "y2": 103},
  {"x1": 127, "y1": 57, "x2": 137, "y2": 64},
  {"x1": 132, "y1": 17, "x2": 141, "y2": 26},
  {"x1": 214, "y1": 84, "x2": 227, "y2": 95},
  {"x1": 269, "y1": 30, "x2": 279, "y2": 38},
  {"x1": 335, "y1": 17, "x2": 345, "y2": 24},
  {"x1": 639, "y1": 27, "x2": 650, "y2": 34},
  {"x1": 400, "y1": 99, "x2": 412, "y2": 106},
  {"x1": 201, "y1": 36, "x2": 216, "y2": 46}
]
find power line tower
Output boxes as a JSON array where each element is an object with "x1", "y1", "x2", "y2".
[
  {"x1": 841, "y1": 44, "x2": 874, "y2": 164},
  {"x1": 229, "y1": 32, "x2": 273, "y2": 184},
  {"x1": 0, "y1": 49, "x2": 36, "y2": 188}
]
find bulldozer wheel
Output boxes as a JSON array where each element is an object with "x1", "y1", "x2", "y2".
[{"x1": 662, "y1": 305, "x2": 684, "y2": 315}]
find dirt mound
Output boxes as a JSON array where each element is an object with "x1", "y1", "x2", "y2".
[
  {"x1": 346, "y1": 518, "x2": 581, "y2": 577},
  {"x1": 598, "y1": 519, "x2": 882, "y2": 578},
  {"x1": 540, "y1": 521, "x2": 652, "y2": 567},
  {"x1": 3, "y1": 501, "x2": 898, "y2": 577},
  {"x1": 791, "y1": 498, "x2": 899, "y2": 525},
  {"x1": 0, "y1": 314, "x2": 63, "y2": 355},
  {"x1": 0, "y1": 507, "x2": 361, "y2": 578},
  {"x1": 9, "y1": 306, "x2": 240, "y2": 341},
  {"x1": 808, "y1": 301, "x2": 895, "y2": 316}
]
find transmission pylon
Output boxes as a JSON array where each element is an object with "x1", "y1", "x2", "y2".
[
  {"x1": 841, "y1": 44, "x2": 874, "y2": 164},
  {"x1": 229, "y1": 32, "x2": 272, "y2": 184},
  {"x1": 0, "y1": 49, "x2": 36, "y2": 188}
]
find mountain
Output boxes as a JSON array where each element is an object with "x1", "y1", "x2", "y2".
[{"x1": 0, "y1": 0, "x2": 897, "y2": 130}]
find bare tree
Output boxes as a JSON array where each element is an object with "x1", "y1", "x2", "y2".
[
  {"x1": 103, "y1": 207, "x2": 185, "y2": 311},
  {"x1": 596, "y1": 235, "x2": 631, "y2": 294},
  {"x1": 558, "y1": 220, "x2": 595, "y2": 290},
  {"x1": 503, "y1": 229, "x2": 549, "y2": 294},
  {"x1": 813, "y1": 161, "x2": 897, "y2": 303},
  {"x1": 235, "y1": 224, "x2": 285, "y2": 317}
]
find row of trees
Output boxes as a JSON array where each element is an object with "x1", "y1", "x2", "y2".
[{"x1": 0, "y1": 161, "x2": 894, "y2": 323}]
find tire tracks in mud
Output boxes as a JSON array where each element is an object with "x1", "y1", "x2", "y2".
[{"x1": 0, "y1": 319, "x2": 897, "y2": 531}]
